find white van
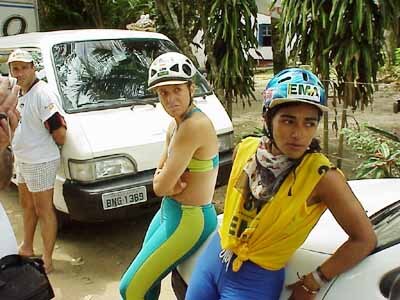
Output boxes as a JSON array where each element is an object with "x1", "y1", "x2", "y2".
[{"x1": 0, "y1": 29, "x2": 234, "y2": 223}]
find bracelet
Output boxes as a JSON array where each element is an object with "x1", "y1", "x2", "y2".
[
  {"x1": 317, "y1": 266, "x2": 330, "y2": 283},
  {"x1": 301, "y1": 283, "x2": 318, "y2": 295},
  {"x1": 311, "y1": 270, "x2": 326, "y2": 287}
]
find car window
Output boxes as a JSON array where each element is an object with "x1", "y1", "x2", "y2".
[
  {"x1": 52, "y1": 39, "x2": 212, "y2": 113},
  {"x1": 371, "y1": 200, "x2": 400, "y2": 252}
]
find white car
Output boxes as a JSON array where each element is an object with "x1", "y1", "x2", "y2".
[{"x1": 171, "y1": 178, "x2": 400, "y2": 300}]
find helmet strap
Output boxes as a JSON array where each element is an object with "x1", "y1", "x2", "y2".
[
  {"x1": 180, "y1": 83, "x2": 196, "y2": 122},
  {"x1": 264, "y1": 111, "x2": 285, "y2": 155},
  {"x1": 187, "y1": 82, "x2": 194, "y2": 111}
]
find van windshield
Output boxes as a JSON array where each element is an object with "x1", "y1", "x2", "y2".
[{"x1": 52, "y1": 39, "x2": 212, "y2": 113}]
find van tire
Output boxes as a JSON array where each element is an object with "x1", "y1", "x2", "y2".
[{"x1": 55, "y1": 210, "x2": 71, "y2": 232}]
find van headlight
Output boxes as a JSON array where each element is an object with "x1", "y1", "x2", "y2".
[
  {"x1": 68, "y1": 156, "x2": 136, "y2": 183},
  {"x1": 218, "y1": 132, "x2": 234, "y2": 152}
]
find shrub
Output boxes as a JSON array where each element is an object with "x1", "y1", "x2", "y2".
[{"x1": 342, "y1": 125, "x2": 400, "y2": 178}]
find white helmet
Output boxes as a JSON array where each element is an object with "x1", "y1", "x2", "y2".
[{"x1": 148, "y1": 52, "x2": 197, "y2": 90}]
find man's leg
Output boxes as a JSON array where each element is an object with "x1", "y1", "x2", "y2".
[
  {"x1": 32, "y1": 188, "x2": 57, "y2": 273},
  {"x1": 18, "y1": 183, "x2": 37, "y2": 257}
]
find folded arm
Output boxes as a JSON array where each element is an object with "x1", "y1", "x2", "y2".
[{"x1": 153, "y1": 119, "x2": 202, "y2": 196}]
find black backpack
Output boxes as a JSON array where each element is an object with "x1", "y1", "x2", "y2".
[{"x1": 0, "y1": 255, "x2": 54, "y2": 300}]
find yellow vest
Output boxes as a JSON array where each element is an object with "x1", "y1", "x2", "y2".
[{"x1": 219, "y1": 137, "x2": 335, "y2": 271}]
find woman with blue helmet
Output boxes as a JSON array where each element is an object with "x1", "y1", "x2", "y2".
[{"x1": 186, "y1": 68, "x2": 376, "y2": 300}]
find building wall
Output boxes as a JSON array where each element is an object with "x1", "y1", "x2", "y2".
[
  {"x1": 256, "y1": 0, "x2": 281, "y2": 17},
  {"x1": 256, "y1": 0, "x2": 272, "y2": 15}
]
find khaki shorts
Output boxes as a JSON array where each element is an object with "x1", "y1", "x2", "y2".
[{"x1": 16, "y1": 159, "x2": 60, "y2": 193}]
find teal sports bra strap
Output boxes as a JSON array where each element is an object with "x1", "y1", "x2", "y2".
[{"x1": 183, "y1": 106, "x2": 202, "y2": 121}]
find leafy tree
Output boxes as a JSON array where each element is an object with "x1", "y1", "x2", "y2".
[
  {"x1": 39, "y1": 0, "x2": 92, "y2": 30},
  {"x1": 155, "y1": 0, "x2": 259, "y2": 118},
  {"x1": 153, "y1": 1, "x2": 201, "y2": 66},
  {"x1": 39, "y1": 0, "x2": 154, "y2": 30},
  {"x1": 205, "y1": 0, "x2": 258, "y2": 118},
  {"x1": 277, "y1": 0, "x2": 399, "y2": 166}
]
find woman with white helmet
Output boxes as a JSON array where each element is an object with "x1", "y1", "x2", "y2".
[
  {"x1": 120, "y1": 52, "x2": 219, "y2": 300},
  {"x1": 186, "y1": 68, "x2": 376, "y2": 300}
]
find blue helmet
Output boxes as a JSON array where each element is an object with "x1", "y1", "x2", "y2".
[{"x1": 262, "y1": 68, "x2": 328, "y2": 113}]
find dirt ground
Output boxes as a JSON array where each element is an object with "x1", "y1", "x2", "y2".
[{"x1": 1, "y1": 72, "x2": 399, "y2": 300}]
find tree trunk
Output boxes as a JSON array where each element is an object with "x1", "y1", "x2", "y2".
[
  {"x1": 323, "y1": 112, "x2": 329, "y2": 155},
  {"x1": 225, "y1": 91, "x2": 233, "y2": 120},
  {"x1": 337, "y1": 78, "x2": 353, "y2": 168},
  {"x1": 337, "y1": 107, "x2": 346, "y2": 169},
  {"x1": 200, "y1": 10, "x2": 227, "y2": 117},
  {"x1": 86, "y1": 0, "x2": 104, "y2": 28},
  {"x1": 155, "y1": 1, "x2": 198, "y2": 65},
  {"x1": 321, "y1": 72, "x2": 330, "y2": 155},
  {"x1": 271, "y1": 16, "x2": 286, "y2": 74}
]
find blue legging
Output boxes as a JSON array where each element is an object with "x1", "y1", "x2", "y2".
[
  {"x1": 119, "y1": 196, "x2": 217, "y2": 300},
  {"x1": 185, "y1": 233, "x2": 285, "y2": 300}
]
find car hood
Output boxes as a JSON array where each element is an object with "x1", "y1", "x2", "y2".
[
  {"x1": 62, "y1": 94, "x2": 233, "y2": 172},
  {"x1": 301, "y1": 178, "x2": 400, "y2": 254},
  {"x1": 71, "y1": 105, "x2": 169, "y2": 152}
]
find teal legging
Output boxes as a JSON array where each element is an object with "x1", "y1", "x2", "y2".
[{"x1": 119, "y1": 196, "x2": 217, "y2": 300}]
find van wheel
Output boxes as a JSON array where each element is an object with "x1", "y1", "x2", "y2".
[{"x1": 55, "y1": 210, "x2": 71, "y2": 232}]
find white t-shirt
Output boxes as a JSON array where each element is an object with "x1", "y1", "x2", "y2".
[
  {"x1": 0, "y1": 202, "x2": 18, "y2": 258},
  {"x1": 12, "y1": 80, "x2": 62, "y2": 163}
]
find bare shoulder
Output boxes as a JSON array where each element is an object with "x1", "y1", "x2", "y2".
[
  {"x1": 315, "y1": 169, "x2": 354, "y2": 205},
  {"x1": 318, "y1": 168, "x2": 346, "y2": 188},
  {"x1": 175, "y1": 113, "x2": 217, "y2": 156},
  {"x1": 180, "y1": 112, "x2": 215, "y2": 135}
]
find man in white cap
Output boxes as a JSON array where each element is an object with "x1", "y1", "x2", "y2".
[{"x1": 8, "y1": 49, "x2": 67, "y2": 273}]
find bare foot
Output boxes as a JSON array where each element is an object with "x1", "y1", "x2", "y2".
[
  {"x1": 44, "y1": 263, "x2": 54, "y2": 274},
  {"x1": 18, "y1": 243, "x2": 35, "y2": 257},
  {"x1": 43, "y1": 257, "x2": 54, "y2": 274}
]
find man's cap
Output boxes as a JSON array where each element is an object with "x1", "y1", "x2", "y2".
[{"x1": 7, "y1": 49, "x2": 34, "y2": 64}]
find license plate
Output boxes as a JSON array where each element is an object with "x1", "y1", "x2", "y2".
[{"x1": 102, "y1": 186, "x2": 147, "y2": 210}]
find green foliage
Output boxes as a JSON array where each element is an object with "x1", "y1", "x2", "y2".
[
  {"x1": 380, "y1": 64, "x2": 400, "y2": 82},
  {"x1": 330, "y1": 1, "x2": 386, "y2": 110},
  {"x1": 39, "y1": 0, "x2": 91, "y2": 30},
  {"x1": 39, "y1": 0, "x2": 155, "y2": 30},
  {"x1": 207, "y1": 0, "x2": 258, "y2": 108},
  {"x1": 278, "y1": 0, "x2": 399, "y2": 111},
  {"x1": 154, "y1": 0, "x2": 259, "y2": 118},
  {"x1": 343, "y1": 125, "x2": 400, "y2": 178},
  {"x1": 395, "y1": 48, "x2": 400, "y2": 66},
  {"x1": 104, "y1": 0, "x2": 155, "y2": 28},
  {"x1": 154, "y1": 1, "x2": 200, "y2": 60}
]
